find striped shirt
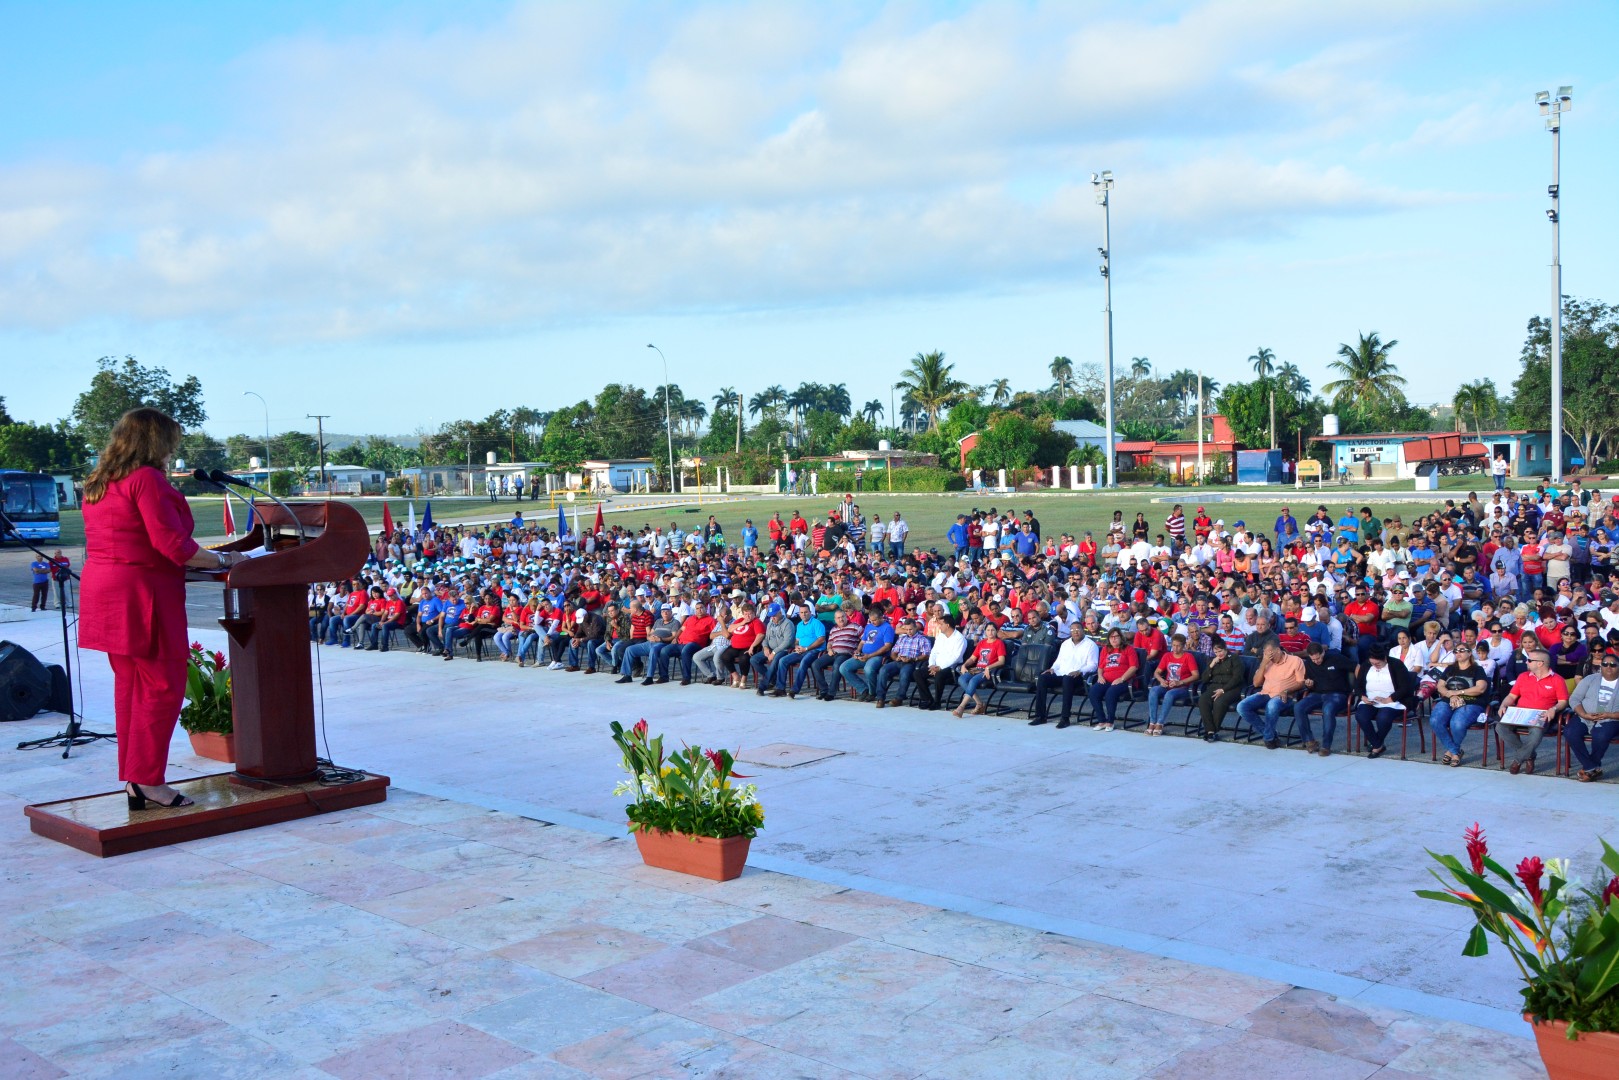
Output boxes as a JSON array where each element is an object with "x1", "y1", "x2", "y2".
[{"x1": 826, "y1": 625, "x2": 862, "y2": 654}]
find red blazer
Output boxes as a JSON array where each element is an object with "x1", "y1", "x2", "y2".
[{"x1": 79, "y1": 466, "x2": 199, "y2": 660}]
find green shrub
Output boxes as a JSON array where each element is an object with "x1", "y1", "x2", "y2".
[
  {"x1": 813, "y1": 467, "x2": 964, "y2": 493},
  {"x1": 387, "y1": 477, "x2": 411, "y2": 497}
]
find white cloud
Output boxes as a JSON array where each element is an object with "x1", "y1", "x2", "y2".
[{"x1": 0, "y1": 0, "x2": 1489, "y2": 341}]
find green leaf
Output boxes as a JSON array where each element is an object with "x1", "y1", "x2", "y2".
[
  {"x1": 1575, "y1": 934, "x2": 1619, "y2": 1001},
  {"x1": 1416, "y1": 889, "x2": 1481, "y2": 909},
  {"x1": 1601, "y1": 839, "x2": 1619, "y2": 879},
  {"x1": 1463, "y1": 925, "x2": 1490, "y2": 957}
]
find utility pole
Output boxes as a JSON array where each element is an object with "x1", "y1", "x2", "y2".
[
  {"x1": 306, "y1": 414, "x2": 330, "y2": 489},
  {"x1": 1092, "y1": 171, "x2": 1116, "y2": 488},
  {"x1": 1537, "y1": 86, "x2": 1571, "y2": 481},
  {"x1": 1269, "y1": 387, "x2": 1276, "y2": 450},
  {"x1": 647, "y1": 345, "x2": 676, "y2": 493},
  {"x1": 1196, "y1": 372, "x2": 1204, "y2": 484},
  {"x1": 735, "y1": 388, "x2": 742, "y2": 454}
]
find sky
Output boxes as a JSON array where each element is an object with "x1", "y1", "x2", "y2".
[{"x1": 2, "y1": 0, "x2": 1616, "y2": 441}]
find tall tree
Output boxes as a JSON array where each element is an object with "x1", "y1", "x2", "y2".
[
  {"x1": 896, "y1": 350, "x2": 965, "y2": 429},
  {"x1": 1451, "y1": 380, "x2": 1500, "y2": 437},
  {"x1": 1129, "y1": 357, "x2": 1152, "y2": 379},
  {"x1": 862, "y1": 400, "x2": 885, "y2": 425},
  {"x1": 1248, "y1": 347, "x2": 1276, "y2": 380},
  {"x1": 987, "y1": 378, "x2": 1013, "y2": 407},
  {"x1": 72, "y1": 355, "x2": 206, "y2": 451},
  {"x1": 1274, "y1": 362, "x2": 1310, "y2": 398},
  {"x1": 1510, "y1": 298, "x2": 1619, "y2": 468},
  {"x1": 1049, "y1": 356, "x2": 1074, "y2": 399},
  {"x1": 1323, "y1": 332, "x2": 1405, "y2": 410}
]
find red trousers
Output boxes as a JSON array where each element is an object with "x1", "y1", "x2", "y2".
[{"x1": 108, "y1": 653, "x2": 187, "y2": 786}]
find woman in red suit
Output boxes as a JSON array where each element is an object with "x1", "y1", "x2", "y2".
[{"x1": 79, "y1": 408, "x2": 246, "y2": 810}]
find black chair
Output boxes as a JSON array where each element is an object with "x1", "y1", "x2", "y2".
[{"x1": 987, "y1": 642, "x2": 1055, "y2": 717}]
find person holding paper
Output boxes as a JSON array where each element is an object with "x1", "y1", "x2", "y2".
[
  {"x1": 80, "y1": 408, "x2": 249, "y2": 811},
  {"x1": 1498, "y1": 649, "x2": 1569, "y2": 775}
]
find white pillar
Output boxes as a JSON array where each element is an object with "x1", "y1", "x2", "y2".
[
  {"x1": 1084, "y1": 464, "x2": 1094, "y2": 487},
  {"x1": 1069, "y1": 465, "x2": 1080, "y2": 489},
  {"x1": 1050, "y1": 466, "x2": 1060, "y2": 488},
  {"x1": 997, "y1": 468, "x2": 1007, "y2": 490}
]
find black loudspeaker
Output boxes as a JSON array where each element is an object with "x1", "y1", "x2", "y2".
[{"x1": 0, "y1": 640, "x2": 56, "y2": 722}]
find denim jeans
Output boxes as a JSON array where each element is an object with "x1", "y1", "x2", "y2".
[
  {"x1": 812, "y1": 651, "x2": 850, "y2": 696},
  {"x1": 370, "y1": 621, "x2": 403, "y2": 652},
  {"x1": 889, "y1": 541, "x2": 904, "y2": 559},
  {"x1": 749, "y1": 650, "x2": 788, "y2": 689},
  {"x1": 876, "y1": 659, "x2": 922, "y2": 703},
  {"x1": 1293, "y1": 692, "x2": 1347, "y2": 749},
  {"x1": 1565, "y1": 717, "x2": 1619, "y2": 772},
  {"x1": 1429, "y1": 701, "x2": 1483, "y2": 757},
  {"x1": 957, "y1": 670, "x2": 993, "y2": 703},
  {"x1": 1522, "y1": 573, "x2": 1545, "y2": 602},
  {"x1": 839, "y1": 655, "x2": 885, "y2": 696},
  {"x1": 1493, "y1": 473, "x2": 1505, "y2": 492},
  {"x1": 620, "y1": 640, "x2": 654, "y2": 676},
  {"x1": 777, "y1": 648, "x2": 822, "y2": 692},
  {"x1": 1146, "y1": 684, "x2": 1190, "y2": 726},
  {"x1": 326, "y1": 613, "x2": 363, "y2": 645},
  {"x1": 1236, "y1": 693, "x2": 1290, "y2": 741},
  {"x1": 1086, "y1": 680, "x2": 1128, "y2": 724},
  {"x1": 517, "y1": 630, "x2": 540, "y2": 662}
]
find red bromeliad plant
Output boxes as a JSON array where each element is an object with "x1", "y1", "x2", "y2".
[
  {"x1": 609, "y1": 720, "x2": 763, "y2": 840},
  {"x1": 179, "y1": 641, "x2": 232, "y2": 736},
  {"x1": 1418, "y1": 824, "x2": 1619, "y2": 1036}
]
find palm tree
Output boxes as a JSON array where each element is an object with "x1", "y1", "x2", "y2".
[
  {"x1": 1129, "y1": 357, "x2": 1152, "y2": 379},
  {"x1": 898, "y1": 393, "x2": 921, "y2": 434},
  {"x1": 1452, "y1": 379, "x2": 1500, "y2": 437},
  {"x1": 1323, "y1": 332, "x2": 1405, "y2": 410},
  {"x1": 862, "y1": 400, "x2": 884, "y2": 425},
  {"x1": 1249, "y1": 347, "x2": 1276, "y2": 380},
  {"x1": 1049, "y1": 356, "x2": 1074, "y2": 399},
  {"x1": 896, "y1": 351, "x2": 965, "y2": 429},
  {"x1": 823, "y1": 382, "x2": 853, "y2": 419},
  {"x1": 679, "y1": 399, "x2": 707, "y2": 438},
  {"x1": 988, "y1": 378, "x2": 1012, "y2": 407},
  {"x1": 1275, "y1": 362, "x2": 1310, "y2": 398},
  {"x1": 712, "y1": 387, "x2": 739, "y2": 413}
]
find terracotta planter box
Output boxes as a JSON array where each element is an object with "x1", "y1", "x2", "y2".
[
  {"x1": 631, "y1": 826, "x2": 751, "y2": 881},
  {"x1": 1527, "y1": 1014, "x2": 1619, "y2": 1080},
  {"x1": 187, "y1": 731, "x2": 236, "y2": 763}
]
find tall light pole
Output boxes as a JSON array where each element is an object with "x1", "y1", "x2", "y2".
[
  {"x1": 243, "y1": 390, "x2": 270, "y2": 475},
  {"x1": 1537, "y1": 86, "x2": 1571, "y2": 481},
  {"x1": 1092, "y1": 170, "x2": 1116, "y2": 488},
  {"x1": 647, "y1": 344, "x2": 676, "y2": 493},
  {"x1": 306, "y1": 414, "x2": 330, "y2": 489}
]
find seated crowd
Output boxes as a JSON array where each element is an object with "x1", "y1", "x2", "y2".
[{"x1": 307, "y1": 483, "x2": 1619, "y2": 782}]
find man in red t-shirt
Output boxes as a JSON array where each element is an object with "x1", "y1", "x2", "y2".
[
  {"x1": 1132, "y1": 618, "x2": 1167, "y2": 668},
  {"x1": 674, "y1": 602, "x2": 716, "y2": 685},
  {"x1": 1146, "y1": 634, "x2": 1200, "y2": 733},
  {"x1": 1344, "y1": 591, "x2": 1380, "y2": 654},
  {"x1": 1499, "y1": 649, "x2": 1569, "y2": 774}
]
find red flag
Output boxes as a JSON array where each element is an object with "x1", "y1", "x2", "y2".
[
  {"x1": 223, "y1": 498, "x2": 236, "y2": 537},
  {"x1": 593, "y1": 502, "x2": 604, "y2": 537},
  {"x1": 382, "y1": 501, "x2": 395, "y2": 535}
]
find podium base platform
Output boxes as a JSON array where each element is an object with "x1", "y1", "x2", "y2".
[{"x1": 24, "y1": 770, "x2": 390, "y2": 858}]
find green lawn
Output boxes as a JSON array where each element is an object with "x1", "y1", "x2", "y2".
[{"x1": 34, "y1": 486, "x2": 1463, "y2": 555}]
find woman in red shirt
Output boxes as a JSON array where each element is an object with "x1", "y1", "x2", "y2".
[
  {"x1": 953, "y1": 624, "x2": 1007, "y2": 717},
  {"x1": 719, "y1": 604, "x2": 765, "y2": 688},
  {"x1": 1086, "y1": 628, "x2": 1139, "y2": 731},
  {"x1": 80, "y1": 408, "x2": 247, "y2": 810}
]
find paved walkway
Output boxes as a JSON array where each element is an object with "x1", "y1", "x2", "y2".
[
  {"x1": 0, "y1": 614, "x2": 1589, "y2": 1075},
  {"x1": 3, "y1": 783, "x2": 1541, "y2": 1077}
]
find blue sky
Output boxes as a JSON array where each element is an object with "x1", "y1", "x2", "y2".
[{"x1": 2, "y1": 1, "x2": 1615, "y2": 440}]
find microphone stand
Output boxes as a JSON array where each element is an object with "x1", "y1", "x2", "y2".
[
  {"x1": 194, "y1": 469, "x2": 257, "y2": 540},
  {"x1": 2, "y1": 513, "x2": 114, "y2": 757},
  {"x1": 210, "y1": 471, "x2": 308, "y2": 546}
]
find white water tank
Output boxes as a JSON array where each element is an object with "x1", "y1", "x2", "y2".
[
  {"x1": 249, "y1": 456, "x2": 261, "y2": 469},
  {"x1": 486, "y1": 451, "x2": 497, "y2": 465},
  {"x1": 1322, "y1": 414, "x2": 1340, "y2": 437},
  {"x1": 878, "y1": 439, "x2": 891, "y2": 451}
]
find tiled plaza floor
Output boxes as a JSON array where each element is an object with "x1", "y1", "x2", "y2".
[
  {"x1": 0, "y1": 609, "x2": 1581, "y2": 1076},
  {"x1": 3, "y1": 786, "x2": 1542, "y2": 1079}
]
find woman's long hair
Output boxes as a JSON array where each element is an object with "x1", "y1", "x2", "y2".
[{"x1": 83, "y1": 408, "x2": 183, "y2": 504}]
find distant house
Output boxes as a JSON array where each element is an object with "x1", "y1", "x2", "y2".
[
  {"x1": 581, "y1": 458, "x2": 657, "y2": 494},
  {"x1": 1310, "y1": 430, "x2": 1578, "y2": 481},
  {"x1": 306, "y1": 464, "x2": 386, "y2": 494},
  {"x1": 1113, "y1": 416, "x2": 1241, "y2": 483},
  {"x1": 1050, "y1": 419, "x2": 1121, "y2": 459},
  {"x1": 398, "y1": 465, "x2": 476, "y2": 495}
]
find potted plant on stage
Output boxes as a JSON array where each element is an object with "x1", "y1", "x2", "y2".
[
  {"x1": 180, "y1": 642, "x2": 234, "y2": 763},
  {"x1": 1418, "y1": 824, "x2": 1619, "y2": 1079},
  {"x1": 610, "y1": 719, "x2": 763, "y2": 881}
]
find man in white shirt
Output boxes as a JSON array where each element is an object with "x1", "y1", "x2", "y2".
[
  {"x1": 1030, "y1": 620, "x2": 1101, "y2": 728},
  {"x1": 889, "y1": 513, "x2": 909, "y2": 558},
  {"x1": 917, "y1": 617, "x2": 967, "y2": 711},
  {"x1": 868, "y1": 516, "x2": 886, "y2": 555}
]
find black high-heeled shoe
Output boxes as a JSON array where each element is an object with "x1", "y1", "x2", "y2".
[{"x1": 126, "y1": 783, "x2": 194, "y2": 810}]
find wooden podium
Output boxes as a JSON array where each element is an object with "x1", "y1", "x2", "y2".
[{"x1": 26, "y1": 500, "x2": 390, "y2": 857}]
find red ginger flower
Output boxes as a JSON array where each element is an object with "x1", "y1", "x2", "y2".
[
  {"x1": 632, "y1": 719, "x2": 648, "y2": 739},
  {"x1": 211, "y1": 651, "x2": 226, "y2": 669},
  {"x1": 1602, "y1": 877, "x2": 1619, "y2": 909},
  {"x1": 1464, "y1": 822, "x2": 1487, "y2": 876},
  {"x1": 1516, "y1": 856, "x2": 1546, "y2": 910}
]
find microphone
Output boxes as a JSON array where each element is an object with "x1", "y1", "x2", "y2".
[
  {"x1": 211, "y1": 469, "x2": 308, "y2": 546},
  {"x1": 196, "y1": 469, "x2": 257, "y2": 537}
]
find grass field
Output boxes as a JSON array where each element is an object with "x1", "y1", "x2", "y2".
[{"x1": 24, "y1": 484, "x2": 1473, "y2": 554}]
